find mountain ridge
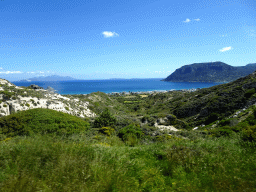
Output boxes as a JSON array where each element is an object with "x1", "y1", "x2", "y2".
[
  {"x1": 163, "y1": 62, "x2": 256, "y2": 82},
  {"x1": 17, "y1": 75, "x2": 77, "y2": 82}
]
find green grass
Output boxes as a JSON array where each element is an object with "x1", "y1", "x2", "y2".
[{"x1": 0, "y1": 133, "x2": 255, "y2": 191}]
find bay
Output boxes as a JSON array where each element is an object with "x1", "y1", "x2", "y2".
[{"x1": 12, "y1": 79, "x2": 224, "y2": 95}]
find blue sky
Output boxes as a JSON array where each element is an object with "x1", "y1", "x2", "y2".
[{"x1": 0, "y1": 0, "x2": 256, "y2": 81}]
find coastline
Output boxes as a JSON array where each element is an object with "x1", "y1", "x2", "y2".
[{"x1": 65, "y1": 88, "x2": 201, "y2": 96}]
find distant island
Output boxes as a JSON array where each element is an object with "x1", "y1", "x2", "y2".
[
  {"x1": 163, "y1": 62, "x2": 256, "y2": 82},
  {"x1": 17, "y1": 75, "x2": 77, "y2": 82}
]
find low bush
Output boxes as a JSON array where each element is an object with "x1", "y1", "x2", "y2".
[
  {"x1": 210, "y1": 126, "x2": 234, "y2": 137},
  {"x1": 0, "y1": 108, "x2": 90, "y2": 137},
  {"x1": 118, "y1": 124, "x2": 143, "y2": 146},
  {"x1": 205, "y1": 112, "x2": 219, "y2": 125},
  {"x1": 218, "y1": 118, "x2": 239, "y2": 127},
  {"x1": 241, "y1": 125, "x2": 256, "y2": 143},
  {"x1": 141, "y1": 115, "x2": 155, "y2": 126},
  {"x1": 99, "y1": 127, "x2": 115, "y2": 136},
  {"x1": 245, "y1": 88, "x2": 255, "y2": 98}
]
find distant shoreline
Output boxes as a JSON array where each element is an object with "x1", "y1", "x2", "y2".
[
  {"x1": 62, "y1": 88, "x2": 201, "y2": 96},
  {"x1": 12, "y1": 80, "x2": 224, "y2": 95}
]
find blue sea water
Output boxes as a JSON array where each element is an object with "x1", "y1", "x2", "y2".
[{"x1": 12, "y1": 79, "x2": 224, "y2": 95}]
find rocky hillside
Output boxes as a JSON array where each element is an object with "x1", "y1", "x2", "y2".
[
  {"x1": 163, "y1": 62, "x2": 256, "y2": 82},
  {"x1": 0, "y1": 78, "x2": 95, "y2": 118}
]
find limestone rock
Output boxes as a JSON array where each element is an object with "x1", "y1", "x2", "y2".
[{"x1": 0, "y1": 78, "x2": 96, "y2": 118}]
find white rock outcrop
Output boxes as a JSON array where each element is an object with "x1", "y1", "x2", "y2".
[
  {"x1": 154, "y1": 122, "x2": 179, "y2": 132},
  {"x1": 0, "y1": 79, "x2": 96, "y2": 118}
]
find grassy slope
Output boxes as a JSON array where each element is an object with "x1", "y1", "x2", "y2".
[
  {"x1": 1, "y1": 74, "x2": 256, "y2": 191},
  {"x1": 0, "y1": 134, "x2": 255, "y2": 191}
]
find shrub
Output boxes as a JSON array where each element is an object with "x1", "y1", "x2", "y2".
[
  {"x1": 99, "y1": 127, "x2": 115, "y2": 136},
  {"x1": 3, "y1": 104, "x2": 7, "y2": 108},
  {"x1": 141, "y1": 115, "x2": 155, "y2": 126},
  {"x1": 93, "y1": 108, "x2": 117, "y2": 128},
  {"x1": 245, "y1": 88, "x2": 255, "y2": 98},
  {"x1": 25, "y1": 103, "x2": 30, "y2": 107},
  {"x1": 241, "y1": 125, "x2": 256, "y2": 143},
  {"x1": 1, "y1": 91, "x2": 14, "y2": 100},
  {"x1": 0, "y1": 108, "x2": 90, "y2": 137},
  {"x1": 218, "y1": 118, "x2": 238, "y2": 127},
  {"x1": 118, "y1": 124, "x2": 143, "y2": 142},
  {"x1": 65, "y1": 107, "x2": 69, "y2": 111},
  {"x1": 210, "y1": 126, "x2": 234, "y2": 137},
  {"x1": 205, "y1": 113, "x2": 219, "y2": 125}
]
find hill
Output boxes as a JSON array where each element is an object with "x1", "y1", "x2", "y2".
[
  {"x1": 93, "y1": 70, "x2": 256, "y2": 130},
  {"x1": 18, "y1": 75, "x2": 77, "y2": 82},
  {"x1": 163, "y1": 62, "x2": 256, "y2": 82},
  {"x1": 1, "y1": 70, "x2": 256, "y2": 192},
  {"x1": 0, "y1": 78, "x2": 95, "y2": 118}
]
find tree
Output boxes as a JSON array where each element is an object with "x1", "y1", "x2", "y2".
[{"x1": 93, "y1": 108, "x2": 117, "y2": 128}]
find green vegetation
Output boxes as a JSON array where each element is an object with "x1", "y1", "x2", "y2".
[
  {"x1": 93, "y1": 108, "x2": 117, "y2": 128},
  {"x1": 164, "y1": 61, "x2": 256, "y2": 82},
  {"x1": 245, "y1": 88, "x2": 256, "y2": 98},
  {"x1": 0, "y1": 108, "x2": 90, "y2": 137},
  {"x1": 0, "y1": 132, "x2": 255, "y2": 191},
  {"x1": 0, "y1": 104, "x2": 255, "y2": 191},
  {"x1": 0, "y1": 91, "x2": 15, "y2": 100},
  {"x1": 0, "y1": 74, "x2": 256, "y2": 191},
  {"x1": 118, "y1": 124, "x2": 143, "y2": 141}
]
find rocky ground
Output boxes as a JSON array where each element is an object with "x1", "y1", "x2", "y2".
[{"x1": 0, "y1": 78, "x2": 96, "y2": 118}]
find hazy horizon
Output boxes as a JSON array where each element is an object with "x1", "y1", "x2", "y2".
[
  {"x1": 10, "y1": 75, "x2": 164, "y2": 82},
  {"x1": 0, "y1": 0, "x2": 255, "y2": 81}
]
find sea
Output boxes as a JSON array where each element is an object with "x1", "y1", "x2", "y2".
[{"x1": 12, "y1": 79, "x2": 224, "y2": 95}]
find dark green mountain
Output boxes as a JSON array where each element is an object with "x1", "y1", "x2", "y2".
[{"x1": 163, "y1": 62, "x2": 256, "y2": 82}]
